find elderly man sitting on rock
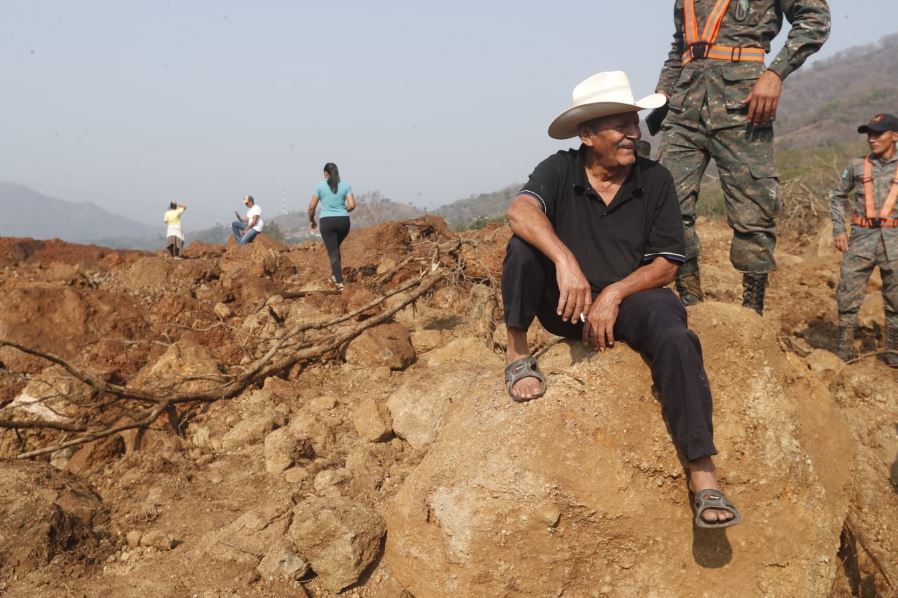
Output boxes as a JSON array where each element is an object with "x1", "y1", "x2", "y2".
[{"x1": 501, "y1": 71, "x2": 740, "y2": 528}]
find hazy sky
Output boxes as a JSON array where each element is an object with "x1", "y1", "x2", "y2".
[{"x1": 2, "y1": 1, "x2": 896, "y2": 229}]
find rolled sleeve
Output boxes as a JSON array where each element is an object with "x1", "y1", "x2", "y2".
[{"x1": 643, "y1": 170, "x2": 686, "y2": 264}]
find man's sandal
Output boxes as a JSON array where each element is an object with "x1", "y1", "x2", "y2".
[
  {"x1": 504, "y1": 356, "x2": 547, "y2": 403},
  {"x1": 691, "y1": 488, "x2": 742, "y2": 529}
]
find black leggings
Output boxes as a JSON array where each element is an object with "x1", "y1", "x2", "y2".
[
  {"x1": 320, "y1": 216, "x2": 351, "y2": 283},
  {"x1": 502, "y1": 235, "x2": 717, "y2": 461}
]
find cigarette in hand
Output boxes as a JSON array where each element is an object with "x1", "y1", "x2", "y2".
[{"x1": 579, "y1": 313, "x2": 586, "y2": 323}]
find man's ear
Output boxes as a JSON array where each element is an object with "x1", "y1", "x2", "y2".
[{"x1": 578, "y1": 126, "x2": 593, "y2": 146}]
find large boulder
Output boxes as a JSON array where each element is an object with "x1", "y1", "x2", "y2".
[{"x1": 385, "y1": 303, "x2": 854, "y2": 597}]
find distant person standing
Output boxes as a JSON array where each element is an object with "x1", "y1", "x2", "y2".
[
  {"x1": 232, "y1": 195, "x2": 263, "y2": 245},
  {"x1": 308, "y1": 163, "x2": 355, "y2": 290},
  {"x1": 830, "y1": 113, "x2": 898, "y2": 367},
  {"x1": 163, "y1": 202, "x2": 187, "y2": 258}
]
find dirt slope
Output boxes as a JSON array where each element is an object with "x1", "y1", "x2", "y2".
[{"x1": 0, "y1": 217, "x2": 895, "y2": 597}]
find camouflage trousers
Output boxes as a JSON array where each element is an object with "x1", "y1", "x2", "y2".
[
  {"x1": 837, "y1": 235, "x2": 898, "y2": 329},
  {"x1": 659, "y1": 121, "x2": 780, "y2": 273}
]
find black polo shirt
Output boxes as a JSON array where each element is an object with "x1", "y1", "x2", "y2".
[{"x1": 520, "y1": 145, "x2": 685, "y2": 292}]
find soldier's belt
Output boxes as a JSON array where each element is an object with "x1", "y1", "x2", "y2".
[
  {"x1": 682, "y1": 43, "x2": 765, "y2": 65},
  {"x1": 852, "y1": 215, "x2": 898, "y2": 229}
]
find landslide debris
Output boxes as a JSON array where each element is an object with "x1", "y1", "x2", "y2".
[{"x1": 0, "y1": 217, "x2": 896, "y2": 597}]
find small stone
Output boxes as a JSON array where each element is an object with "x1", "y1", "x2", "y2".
[
  {"x1": 264, "y1": 428, "x2": 299, "y2": 475},
  {"x1": 351, "y1": 397, "x2": 393, "y2": 443},
  {"x1": 213, "y1": 302, "x2": 233, "y2": 319},
  {"x1": 314, "y1": 468, "x2": 352, "y2": 494},
  {"x1": 126, "y1": 531, "x2": 142, "y2": 549},
  {"x1": 256, "y1": 541, "x2": 310, "y2": 581},
  {"x1": 310, "y1": 394, "x2": 338, "y2": 412},
  {"x1": 50, "y1": 447, "x2": 74, "y2": 470},
  {"x1": 192, "y1": 426, "x2": 212, "y2": 448},
  {"x1": 140, "y1": 529, "x2": 177, "y2": 551},
  {"x1": 283, "y1": 467, "x2": 309, "y2": 484}
]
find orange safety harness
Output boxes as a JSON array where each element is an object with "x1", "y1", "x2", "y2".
[
  {"x1": 682, "y1": 0, "x2": 766, "y2": 65},
  {"x1": 852, "y1": 156, "x2": 898, "y2": 228}
]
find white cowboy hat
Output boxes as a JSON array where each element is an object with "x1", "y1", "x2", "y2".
[{"x1": 548, "y1": 71, "x2": 667, "y2": 140}]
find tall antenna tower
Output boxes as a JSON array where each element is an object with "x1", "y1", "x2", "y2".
[{"x1": 281, "y1": 188, "x2": 288, "y2": 216}]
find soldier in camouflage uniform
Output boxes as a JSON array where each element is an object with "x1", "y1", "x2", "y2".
[
  {"x1": 831, "y1": 113, "x2": 898, "y2": 367},
  {"x1": 653, "y1": 0, "x2": 831, "y2": 314}
]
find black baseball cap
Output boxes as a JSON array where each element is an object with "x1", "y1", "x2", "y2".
[{"x1": 858, "y1": 113, "x2": 898, "y2": 134}]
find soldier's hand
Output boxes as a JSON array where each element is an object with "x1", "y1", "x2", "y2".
[
  {"x1": 743, "y1": 70, "x2": 782, "y2": 125},
  {"x1": 833, "y1": 234, "x2": 848, "y2": 252},
  {"x1": 555, "y1": 256, "x2": 592, "y2": 325},
  {"x1": 582, "y1": 285, "x2": 621, "y2": 351}
]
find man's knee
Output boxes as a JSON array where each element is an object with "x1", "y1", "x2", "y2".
[{"x1": 503, "y1": 236, "x2": 544, "y2": 273}]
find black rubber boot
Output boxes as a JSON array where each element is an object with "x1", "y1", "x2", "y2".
[
  {"x1": 742, "y1": 273, "x2": 768, "y2": 315},
  {"x1": 676, "y1": 268, "x2": 704, "y2": 307},
  {"x1": 835, "y1": 324, "x2": 855, "y2": 362},
  {"x1": 882, "y1": 325, "x2": 898, "y2": 368}
]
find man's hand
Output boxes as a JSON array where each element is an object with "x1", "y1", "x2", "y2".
[
  {"x1": 555, "y1": 256, "x2": 592, "y2": 324},
  {"x1": 742, "y1": 70, "x2": 782, "y2": 125},
  {"x1": 833, "y1": 234, "x2": 848, "y2": 252},
  {"x1": 582, "y1": 284, "x2": 622, "y2": 351}
]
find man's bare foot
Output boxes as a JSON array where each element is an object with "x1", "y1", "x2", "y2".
[
  {"x1": 688, "y1": 456, "x2": 736, "y2": 525},
  {"x1": 506, "y1": 326, "x2": 544, "y2": 401}
]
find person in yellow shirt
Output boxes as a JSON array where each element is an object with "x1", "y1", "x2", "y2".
[{"x1": 163, "y1": 202, "x2": 187, "y2": 258}]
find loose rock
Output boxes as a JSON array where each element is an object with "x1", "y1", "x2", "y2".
[{"x1": 288, "y1": 496, "x2": 386, "y2": 592}]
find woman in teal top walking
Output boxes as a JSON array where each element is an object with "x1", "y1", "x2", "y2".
[{"x1": 308, "y1": 162, "x2": 355, "y2": 289}]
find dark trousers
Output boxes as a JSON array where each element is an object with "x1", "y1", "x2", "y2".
[
  {"x1": 502, "y1": 236, "x2": 717, "y2": 461},
  {"x1": 320, "y1": 216, "x2": 351, "y2": 283}
]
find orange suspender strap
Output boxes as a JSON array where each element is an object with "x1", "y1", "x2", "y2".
[
  {"x1": 863, "y1": 158, "x2": 876, "y2": 218},
  {"x1": 700, "y1": 0, "x2": 731, "y2": 43},
  {"x1": 681, "y1": 0, "x2": 765, "y2": 65},
  {"x1": 861, "y1": 156, "x2": 898, "y2": 220},
  {"x1": 880, "y1": 161, "x2": 898, "y2": 219},
  {"x1": 683, "y1": 0, "x2": 702, "y2": 47}
]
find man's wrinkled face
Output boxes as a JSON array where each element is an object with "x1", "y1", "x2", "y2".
[
  {"x1": 579, "y1": 112, "x2": 642, "y2": 168},
  {"x1": 868, "y1": 130, "x2": 898, "y2": 157}
]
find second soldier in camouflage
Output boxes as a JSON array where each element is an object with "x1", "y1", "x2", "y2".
[{"x1": 831, "y1": 113, "x2": 898, "y2": 367}]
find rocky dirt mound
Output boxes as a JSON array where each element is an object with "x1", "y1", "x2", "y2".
[
  {"x1": 0, "y1": 216, "x2": 896, "y2": 596},
  {"x1": 0, "y1": 460, "x2": 111, "y2": 588},
  {"x1": 386, "y1": 303, "x2": 853, "y2": 597}
]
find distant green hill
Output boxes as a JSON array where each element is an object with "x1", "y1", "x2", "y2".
[
  {"x1": 777, "y1": 33, "x2": 898, "y2": 150},
  {"x1": 434, "y1": 183, "x2": 521, "y2": 230}
]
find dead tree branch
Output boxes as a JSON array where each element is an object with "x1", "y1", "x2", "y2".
[{"x1": 3, "y1": 263, "x2": 447, "y2": 460}]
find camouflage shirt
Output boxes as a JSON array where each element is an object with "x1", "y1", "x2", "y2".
[
  {"x1": 656, "y1": 0, "x2": 831, "y2": 130},
  {"x1": 831, "y1": 153, "x2": 898, "y2": 261}
]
